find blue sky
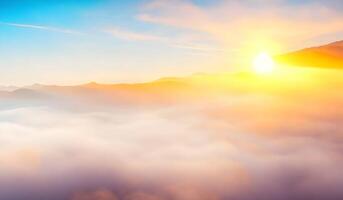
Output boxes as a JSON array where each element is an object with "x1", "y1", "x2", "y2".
[{"x1": 0, "y1": 0, "x2": 343, "y2": 85}]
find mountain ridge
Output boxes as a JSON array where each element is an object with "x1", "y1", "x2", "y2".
[{"x1": 275, "y1": 40, "x2": 343, "y2": 68}]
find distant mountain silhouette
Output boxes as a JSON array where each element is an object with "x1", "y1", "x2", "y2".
[
  {"x1": 275, "y1": 40, "x2": 343, "y2": 68},
  {"x1": 0, "y1": 66, "x2": 341, "y2": 111},
  {"x1": 0, "y1": 72, "x2": 276, "y2": 107},
  {"x1": 0, "y1": 85, "x2": 18, "y2": 92},
  {"x1": 3, "y1": 78, "x2": 194, "y2": 107}
]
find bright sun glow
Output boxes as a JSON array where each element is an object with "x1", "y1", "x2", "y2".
[{"x1": 253, "y1": 52, "x2": 274, "y2": 74}]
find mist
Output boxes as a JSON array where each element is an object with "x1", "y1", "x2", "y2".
[{"x1": 0, "y1": 71, "x2": 343, "y2": 200}]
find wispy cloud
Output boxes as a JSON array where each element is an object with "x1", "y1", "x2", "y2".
[
  {"x1": 137, "y1": 0, "x2": 343, "y2": 53},
  {"x1": 105, "y1": 26, "x2": 223, "y2": 53},
  {"x1": 104, "y1": 27, "x2": 164, "y2": 41},
  {"x1": 171, "y1": 43, "x2": 224, "y2": 52},
  {"x1": 0, "y1": 22, "x2": 83, "y2": 35}
]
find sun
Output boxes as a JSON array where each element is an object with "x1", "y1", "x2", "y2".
[{"x1": 252, "y1": 52, "x2": 274, "y2": 74}]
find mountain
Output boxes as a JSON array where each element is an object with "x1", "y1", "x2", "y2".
[
  {"x1": 0, "y1": 73, "x2": 285, "y2": 108},
  {"x1": 0, "y1": 85, "x2": 18, "y2": 92},
  {"x1": 0, "y1": 66, "x2": 341, "y2": 112},
  {"x1": 275, "y1": 40, "x2": 343, "y2": 68}
]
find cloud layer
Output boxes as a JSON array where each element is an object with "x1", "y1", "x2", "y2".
[{"x1": 0, "y1": 70, "x2": 343, "y2": 200}]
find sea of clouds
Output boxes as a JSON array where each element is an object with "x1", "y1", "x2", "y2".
[{"x1": 0, "y1": 71, "x2": 342, "y2": 200}]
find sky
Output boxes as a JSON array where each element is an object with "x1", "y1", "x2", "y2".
[
  {"x1": 1, "y1": 1, "x2": 343, "y2": 199},
  {"x1": 1, "y1": 0, "x2": 343, "y2": 85}
]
